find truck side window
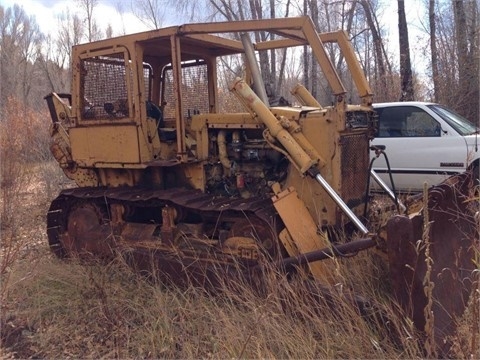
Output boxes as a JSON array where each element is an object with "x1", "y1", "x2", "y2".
[
  {"x1": 377, "y1": 106, "x2": 441, "y2": 138},
  {"x1": 377, "y1": 107, "x2": 406, "y2": 137},
  {"x1": 404, "y1": 110, "x2": 441, "y2": 137}
]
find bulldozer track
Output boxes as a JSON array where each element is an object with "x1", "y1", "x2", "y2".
[{"x1": 47, "y1": 186, "x2": 280, "y2": 257}]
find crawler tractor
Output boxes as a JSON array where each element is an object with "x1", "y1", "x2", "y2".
[{"x1": 45, "y1": 17, "x2": 477, "y2": 355}]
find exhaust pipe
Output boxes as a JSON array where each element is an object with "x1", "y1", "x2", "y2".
[{"x1": 240, "y1": 33, "x2": 269, "y2": 105}]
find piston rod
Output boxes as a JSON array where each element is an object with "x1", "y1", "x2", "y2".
[
  {"x1": 310, "y1": 168, "x2": 369, "y2": 235},
  {"x1": 370, "y1": 169, "x2": 406, "y2": 212}
]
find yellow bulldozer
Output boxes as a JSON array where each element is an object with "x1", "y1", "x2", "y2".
[{"x1": 45, "y1": 17, "x2": 477, "y2": 356}]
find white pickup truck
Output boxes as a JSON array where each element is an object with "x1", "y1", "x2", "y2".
[{"x1": 370, "y1": 102, "x2": 479, "y2": 192}]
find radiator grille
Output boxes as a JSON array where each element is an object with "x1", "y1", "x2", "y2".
[{"x1": 340, "y1": 132, "x2": 369, "y2": 209}]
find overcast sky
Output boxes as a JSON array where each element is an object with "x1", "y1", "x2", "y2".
[
  {"x1": 0, "y1": 0, "x2": 429, "y2": 73},
  {"x1": 0, "y1": 0, "x2": 166, "y2": 37},
  {"x1": 1, "y1": 0, "x2": 426, "y2": 38}
]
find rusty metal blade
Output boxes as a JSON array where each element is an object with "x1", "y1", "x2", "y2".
[{"x1": 387, "y1": 171, "x2": 477, "y2": 357}]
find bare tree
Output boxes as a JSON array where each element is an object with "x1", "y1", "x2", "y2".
[
  {"x1": 276, "y1": 0, "x2": 291, "y2": 93},
  {"x1": 302, "y1": 0, "x2": 309, "y2": 91},
  {"x1": 38, "y1": 10, "x2": 84, "y2": 94},
  {"x1": 57, "y1": 11, "x2": 84, "y2": 69},
  {"x1": 454, "y1": 0, "x2": 468, "y2": 97},
  {"x1": 29, "y1": 0, "x2": 468, "y2": 116},
  {"x1": 398, "y1": 0, "x2": 414, "y2": 100},
  {"x1": 269, "y1": 0, "x2": 276, "y2": 95},
  {"x1": 113, "y1": 2, "x2": 128, "y2": 35},
  {"x1": 429, "y1": 0, "x2": 479, "y2": 122},
  {"x1": 429, "y1": 0, "x2": 439, "y2": 102},
  {"x1": 359, "y1": 0, "x2": 389, "y2": 100},
  {"x1": 453, "y1": 0, "x2": 479, "y2": 124},
  {"x1": 432, "y1": 1, "x2": 457, "y2": 104},
  {"x1": 308, "y1": 0, "x2": 319, "y2": 99},
  {"x1": 76, "y1": 0, "x2": 102, "y2": 41},
  {"x1": 0, "y1": 4, "x2": 44, "y2": 110},
  {"x1": 131, "y1": 0, "x2": 165, "y2": 29}
]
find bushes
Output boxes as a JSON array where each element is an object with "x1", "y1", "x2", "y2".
[{"x1": 0, "y1": 96, "x2": 66, "y2": 301}]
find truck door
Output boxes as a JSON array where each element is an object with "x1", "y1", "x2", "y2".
[{"x1": 371, "y1": 105, "x2": 468, "y2": 192}]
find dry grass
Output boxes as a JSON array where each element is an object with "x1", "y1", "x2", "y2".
[
  {"x1": 2, "y1": 252, "x2": 419, "y2": 359},
  {"x1": 1, "y1": 154, "x2": 479, "y2": 358}
]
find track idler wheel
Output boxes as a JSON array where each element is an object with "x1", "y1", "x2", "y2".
[
  {"x1": 224, "y1": 216, "x2": 278, "y2": 260},
  {"x1": 62, "y1": 204, "x2": 116, "y2": 258}
]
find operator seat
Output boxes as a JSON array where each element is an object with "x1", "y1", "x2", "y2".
[
  {"x1": 147, "y1": 100, "x2": 176, "y2": 142},
  {"x1": 146, "y1": 101, "x2": 164, "y2": 127}
]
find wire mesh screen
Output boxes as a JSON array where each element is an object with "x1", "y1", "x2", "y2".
[
  {"x1": 143, "y1": 65, "x2": 152, "y2": 101},
  {"x1": 82, "y1": 54, "x2": 131, "y2": 120},
  {"x1": 162, "y1": 63, "x2": 209, "y2": 119},
  {"x1": 217, "y1": 55, "x2": 246, "y2": 113},
  {"x1": 341, "y1": 132, "x2": 369, "y2": 209}
]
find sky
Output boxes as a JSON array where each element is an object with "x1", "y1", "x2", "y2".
[
  {"x1": 1, "y1": 0, "x2": 426, "y2": 37},
  {"x1": 0, "y1": 0, "x2": 160, "y2": 37},
  {"x1": 0, "y1": 0, "x2": 429, "y2": 73}
]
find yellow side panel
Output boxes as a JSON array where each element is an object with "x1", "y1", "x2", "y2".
[{"x1": 70, "y1": 125, "x2": 140, "y2": 165}]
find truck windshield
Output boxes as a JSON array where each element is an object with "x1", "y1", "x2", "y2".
[{"x1": 428, "y1": 104, "x2": 479, "y2": 135}]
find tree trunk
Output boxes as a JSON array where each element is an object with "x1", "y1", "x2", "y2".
[
  {"x1": 468, "y1": 1, "x2": 479, "y2": 126},
  {"x1": 309, "y1": 0, "x2": 318, "y2": 98},
  {"x1": 453, "y1": 0, "x2": 479, "y2": 125},
  {"x1": 360, "y1": 0, "x2": 388, "y2": 100},
  {"x1": 454, "y1": 0, "x2": 468, "y2": 96},
  {"x1": 429, "y1": 0, "x2": 439, "y2": 102},
  {"x1": 398, "y1": 0, "x2": 414, "y2": 101},
  {"x1": 303, "y1": 0, "x2": 309, "y2": 90},
  {"x1": 248, "y1": 0, "x2": 271, "y2": 91},
  {"x1": 269, "y1": 0, "x2": 276, "y2": 96},
  {"x1": 276, "y1": 0, "x2": 291, "y2": 92},
  {"x1": 335, "y1": 1, "x2": 357, "y2": 71}
]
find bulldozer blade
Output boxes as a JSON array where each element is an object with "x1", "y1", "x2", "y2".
[{"x1": 387, "y1": 171, "x2": 478, "y2": 357}]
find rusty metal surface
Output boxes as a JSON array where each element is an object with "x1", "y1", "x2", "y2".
[
  {"x1": 46, "y1": 171, "x2": 477, "y2": 358},
  {"x1": 47, "y1": 183, "x2": 376, "y2": 290},
  {"x1": 63, "y1": 205, "x2": 116, "y2": 257},
  {"x1": 387, "y1": 172, "x2": 477, "y2": 357},
  {"x1": 46, "y1": 186, "x2": 280, "y2": 285},
  {"x1": 340, "y1": 132, "x2": 370, "y2": 209},
  {"x1": 276, "y1": 237, "x2": 376, "y2": 270}
]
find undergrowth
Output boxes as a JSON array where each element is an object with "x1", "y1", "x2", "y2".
[
  {"x1": 1, "y1": 170, "x2": 479, "y2": 358},
  {"x1": 0, "y1": 253, "x2": 417, "y2": 359},
  {"x1": 1, "y1": 236, "x2": 478, "y2": 359}
]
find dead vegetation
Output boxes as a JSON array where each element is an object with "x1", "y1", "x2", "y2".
[
  {"x1": 1, "y1": 101, "x2": 479, "y2": 358},
  {"x1": 1, "y1": 171, "x2": 478, "y2": 358},
  {"x1": 0, "y1": 245, "x2": 418, "y2": 358}
]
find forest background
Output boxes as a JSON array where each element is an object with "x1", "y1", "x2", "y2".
[
  {"x1": 0, "y1": 0, "x2": 479, "y2": 358},
  {"x1": 1, "y1": 0, "x2": 479, "y2": 122}
]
